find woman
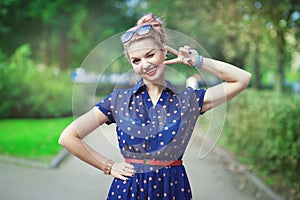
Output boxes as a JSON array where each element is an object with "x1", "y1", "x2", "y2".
[{"x1": 59, "y1": 13, "x2": 251, "y2": 199}]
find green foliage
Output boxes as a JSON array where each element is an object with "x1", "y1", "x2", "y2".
[
  {"x1": 0, "y1": 44, "x2": 73, "y2": 118},
  {"x1": 224, "y1": 89, "x2": 300, "y2": 190},
  {"x1": 1, "y1": 0, "x2": 299, "y2": 91},
  {"x1": 140, "y1": 0, "x2": 300, "y2": 91}
]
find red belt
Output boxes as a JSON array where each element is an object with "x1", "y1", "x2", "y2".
[{"x1": 125, "y1": 158, "x2": 182, "y2": 166}]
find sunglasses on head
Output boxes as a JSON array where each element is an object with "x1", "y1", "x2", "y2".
[{"x1": 121, "y1": 24, "x2": 153, "y2": 43}]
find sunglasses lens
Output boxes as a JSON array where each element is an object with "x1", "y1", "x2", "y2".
[
  {"x1": 136, "y1": 24, "x2": 152, "y2": 36},
  {"x1": 121, "y1": 31, "x2": 134, "y2": 43},
  {"x1": 121, "y1": 24, "x2": 152, "y2": 43}
]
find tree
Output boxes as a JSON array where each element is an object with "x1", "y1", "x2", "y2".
[
  {"x1": 252, "y1": 0, "x2": 300, "y2": 92},
  {"x1": 0, "y1": 0, "x2": 135, "y2": 70}
]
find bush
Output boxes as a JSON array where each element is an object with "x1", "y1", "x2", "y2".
[
  {"x1": 0, "y1": 44, "x2": 73, "y2": 118},
  {"x1": 224, "y1": 89, "x2": 300, "y2": 190}
]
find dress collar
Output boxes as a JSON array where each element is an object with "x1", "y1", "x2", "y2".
[{"x1": 132, "y1": 79, "x2": 179, "y2": 95}]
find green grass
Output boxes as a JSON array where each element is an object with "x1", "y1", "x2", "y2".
[{"x1": 0, "y1": 117, "x2": 73, "y2": 161}]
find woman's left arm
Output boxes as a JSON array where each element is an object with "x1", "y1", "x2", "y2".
[
  {"x1": 200, "y1": 58, "x2": 252, "y2": 112},
  {"x1": 163, "y1": 45, "x2": 252, "y2": 112}
]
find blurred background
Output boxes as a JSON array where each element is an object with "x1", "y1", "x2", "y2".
[{"x1": 0, "y1": 0, "x2": 299, "y2": 199}]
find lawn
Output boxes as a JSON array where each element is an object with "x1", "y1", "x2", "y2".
[{"x1": 0, "y1": 117, "x2": 73, "y2": 161}]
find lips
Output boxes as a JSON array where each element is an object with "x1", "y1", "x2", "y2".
[{"x1": 145, "y1": 67, "x2": 157, "y2": 76}]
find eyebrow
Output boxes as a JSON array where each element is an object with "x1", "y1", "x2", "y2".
[
  {"x1": 130, "y1": 49, "x2": 156, "y2": 60},
  {"x1": 146, "y1": 49, "x2": 155, "y2": 55}
]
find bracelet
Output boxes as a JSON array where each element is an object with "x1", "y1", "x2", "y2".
[
  {"x1": 193, "y1": 51, "x2": 204, "y2": 68},
  {"x1": 103, "y1": 160, "x2": 115, "y2": 175}
]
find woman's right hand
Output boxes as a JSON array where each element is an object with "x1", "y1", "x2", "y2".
[
  {"x1": 163, "y1": 45, "x2": 199, "y2": 67},
  {"x1": 110, "y1": 162, "x2": 136, "y2": 181}
]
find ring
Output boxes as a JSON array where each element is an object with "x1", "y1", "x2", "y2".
[{"x1": 187, "y1": 58, "x2": 193, "y2": 65}]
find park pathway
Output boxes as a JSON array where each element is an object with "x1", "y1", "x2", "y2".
[{"x1": 0, "y1": 124, "x2": 278, "y2": 200}]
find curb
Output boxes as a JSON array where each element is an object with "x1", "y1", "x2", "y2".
[
  {"x1": 211, "y1": 142, "x2": 285, "y2": 200},
  {"x1": 0, "y1": 154, "x2": 48, "y2": 168},
  {"x1": 49, "y1": 148, "x2": 70, "y2": 168},
  {"x1": 0, "y1": 148, "x2": 69, "y2": 169}
]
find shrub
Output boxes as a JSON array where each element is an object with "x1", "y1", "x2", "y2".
[
  {"x1": 224, "y1": 89, "x2": 300, "y2": 188},
  {"x1": 0, "y1": 44, "x2": 73, "y2": 118}
]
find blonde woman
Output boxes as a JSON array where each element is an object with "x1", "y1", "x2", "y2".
[{"x1": 59, "y1": 13, "x2": 251, "y2": 199}]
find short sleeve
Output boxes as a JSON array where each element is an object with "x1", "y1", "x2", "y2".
[
  {"x1": 194, "y1": 89, "x2": 206, "y2": 114},
  {"x1": 95, "y1": 93, "x2": 115, "y2": 125}
]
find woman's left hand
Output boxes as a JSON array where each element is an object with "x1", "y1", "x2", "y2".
[
  {"x1": 110, "y1": 161, "x2": 136, "y2": 181},
  {"x1": 163, "y1": 45, "x2": 198, "y2": 66}
]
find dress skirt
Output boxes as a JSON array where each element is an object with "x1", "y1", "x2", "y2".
[{"x1": 107, "y1": 165, "x2": 192, "y2": 200}]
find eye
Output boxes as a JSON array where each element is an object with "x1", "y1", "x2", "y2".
[
  {"x1": 132, "y1": 59, "x2": 140, "y2": 65},
  {"x1": 147, "y1": 53, "x2": 155, "y2": 58}
]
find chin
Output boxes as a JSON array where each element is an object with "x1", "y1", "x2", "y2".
[{"x1": 143, "y1": 74, "x2": 165, "y2": 84}]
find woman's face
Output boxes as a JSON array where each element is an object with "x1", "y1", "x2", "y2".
[{"x1": 126, "y1": 38, "x2": 166, "y2": 84}]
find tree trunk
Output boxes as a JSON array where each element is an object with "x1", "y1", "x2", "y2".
[
  {"x1": 253, "y1": 43, "x2": 262, "y2": 89},
  {"x1": 231, "y1": 43, "x2": 249, "y2": 70},
  {"x1": 45, "y1": 26, "x2": 52, "y2": 67},
  {"x1": 59, "y1": 27, "x2": 68, "y2": 70},
  {"x1": 274, "y1": 29, "x2": 286, "y2": 92}
]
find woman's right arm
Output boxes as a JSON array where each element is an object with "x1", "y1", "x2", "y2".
[
  {"x1": 58, "y1": 107, "x2": 111, "y2": 172},
  {"x1": 58, "y1": 107, "x2": 135, "y2": 180}
]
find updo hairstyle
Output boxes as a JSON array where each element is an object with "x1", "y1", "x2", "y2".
[{"x1": 123, "y1": 13, "x2": 166, "y2": 52}]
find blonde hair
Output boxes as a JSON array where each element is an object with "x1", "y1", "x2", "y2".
[
  {"x1": 136, "y1": 13, "x2": 166, "y2": 43},
  {"x1": 123, "y1": 13, "x2": 166, "y2": 56}
]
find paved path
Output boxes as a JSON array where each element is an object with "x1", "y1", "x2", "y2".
[{"x1": 0, "y1": 124, "x2": 264, "y2": 200}]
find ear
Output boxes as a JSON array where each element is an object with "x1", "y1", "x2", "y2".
[{"x1": 163, "y1": 48, "x2": 168, "y2": 59}]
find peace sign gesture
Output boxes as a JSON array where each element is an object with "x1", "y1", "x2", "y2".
[{"x1": 163, "y1": 45, "x2": 199, "y2": 67}]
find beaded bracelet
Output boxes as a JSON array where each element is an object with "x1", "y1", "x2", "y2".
[
  {"x1": 103, "y1": 160, "x2": 115, "y2": 175},
  {"x1": 193, "y1": 50, "x2": 204, "y2": 69}
]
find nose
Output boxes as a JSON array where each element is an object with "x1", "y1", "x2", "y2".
[{"x1": 141, "y1": 59, "x2": 150, "y2": 69}]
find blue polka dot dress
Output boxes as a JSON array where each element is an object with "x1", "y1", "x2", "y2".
[{"x1": 96, "y1": 79, "x2": 206, "y2": 200}]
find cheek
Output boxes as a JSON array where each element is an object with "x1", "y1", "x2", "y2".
[
  {"x1": 132, "y1": 65, "x2": 142, "y2": 74},
  {"x1": 155, "y1": 53, "x2": 165, "y2": 64},
  {"x1": 159, "y1": 64, "x2": 166, "y2": 71}
]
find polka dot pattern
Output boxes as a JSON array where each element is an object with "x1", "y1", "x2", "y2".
[
  {"x1": 107, "y1": 166, "x2": 193, "y2": 200},
  {"x1": 96, "y1": 79, "x2": 206, "y2": 199}
]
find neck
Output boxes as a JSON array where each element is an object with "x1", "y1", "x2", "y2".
[
  {"x1": 144, "y1": 79, "x2": 166, "y2": 107},
  {"x1": 144, "y1": 79, "x2": 166, "y2": 94}
]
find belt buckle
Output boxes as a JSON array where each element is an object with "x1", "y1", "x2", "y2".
[{"x1": 143, "y1": 160, "x2": 147, "y2": 165}]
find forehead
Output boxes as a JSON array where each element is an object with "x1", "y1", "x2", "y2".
[{"x1": 127, "y1": 39, "x2": 161, "y2": 57}]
